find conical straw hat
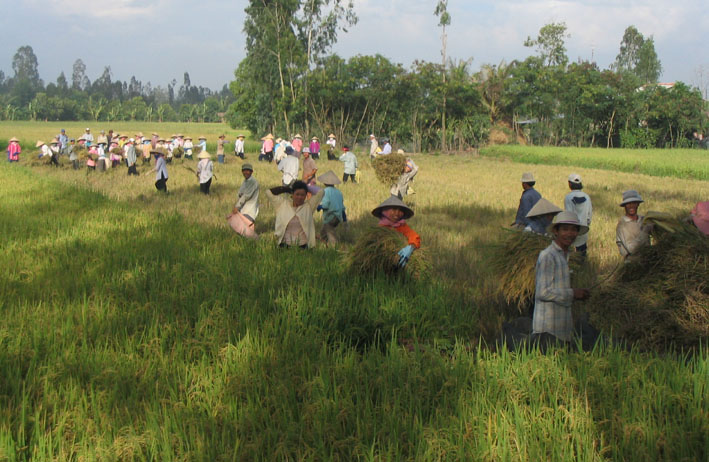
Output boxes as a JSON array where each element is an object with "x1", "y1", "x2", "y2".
[
  {"x1": 526, "y1": 198, "x2": 562, "y2": 218},
  {"x1": 35, "y1": 140, "x2": 45, "y2": 147},
  {"x1": 198, "y1": 151, "x2": 212, "y2": 159},
  {"x1": 317, "y1": 170, "x2": 341, "y2": 185},
  {"x1": 371, "y1": 195, "x2": 414, "y2": 219}
]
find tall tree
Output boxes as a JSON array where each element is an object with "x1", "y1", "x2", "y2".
[
  {"x1": 72, "y1": 59, "x2": 87, "y2": 90},
  {"x1": 524, "y1": 22, "x2": 569, "y2": 67},
  {"x1": 613, "y1": 26, "x2": 662, "y2": 83},
  {"x1": 12, "y1": 46, "x2": 41, "y2": 85},
  {"x1": 434, "y1": 0, "x2": 451, "y2": 150}
]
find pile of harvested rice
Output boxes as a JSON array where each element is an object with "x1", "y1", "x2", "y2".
[
  {"x1": 590, "y1": 215, "x2": 709, "y2": 350},
  {"x1": 491, "y1": 229, "x2": 586, "y2": 313},
  {"x1": 344, "y1": 226, "x2": 429, "y2": 279},
  {"x1": 173, "y1": 146, "x2": 184, "y2": 158},
  {"x1": 371, "y1": 153, "x2": 406, "y2": 186}
]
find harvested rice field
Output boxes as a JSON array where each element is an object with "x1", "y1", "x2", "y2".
[{"x1": 1, "y1": 130, "x2": 707, "y2": 461}]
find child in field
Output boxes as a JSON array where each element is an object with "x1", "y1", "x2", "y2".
[
  {"x1": 371, "y1": 196, "x2": 421, "y2": 268},
  {"x1": 7, "y1": 137, "x2": 21, "y2": 162}
]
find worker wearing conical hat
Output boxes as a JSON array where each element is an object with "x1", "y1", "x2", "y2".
[
  {"x1": 196, "y1": 151, "x2": 214, "y2": 194},
  {"x1": 7, "y1": 137, "x2": 21, "y2": 162},
  {"x1": 317, "y1": 170, "x2": 345, "y2": 245},
  {"x1": 261, "y1": 133, "x2": 274, "y2": 162},
  {"x1": 291, "y1": 134, "x2": 303, "y2": 154},
  {"x1": 309, "y1": 136, "x2": 320, "y2": 160},
  {"x1": 326, "y1": 133, "x2": 337, "y2": 160},
  {"x1": 371, "y1": 196, "x2": 420, "y2": 268},
  {"x1": 227, "y1": 163, "x2": 260, "y2": 240},
  {"x1": 525, "y1": 198, "x2": 562, "y2": 235},
  {"x1": 234, "y1": 134, "x2": 245, "y2": 159}
]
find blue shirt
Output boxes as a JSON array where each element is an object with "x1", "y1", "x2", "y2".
[
  {"x1": 515, "y1": 188, "x2": 542, "y2": 226},
  {"x1": 320, "y1": 186, "x2": 345, "y2": 223}
]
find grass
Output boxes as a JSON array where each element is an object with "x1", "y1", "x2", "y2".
[
  {"x1": 0, "y1": 140, "x2": 708, "y2": 459},
  {"x1": 480, "y1": 145, "x2": 709, "y2": 180}
]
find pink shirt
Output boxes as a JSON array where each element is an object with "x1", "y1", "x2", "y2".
[
  {"x1": 7, "y1": 142, "x2": 21, "y2": 157},
  {"x1": 292, "y1": 138, "x2": 303, "y2": 152},
  {"x1": 263, "y1": 139, "x2": 274, "y2": 152}
]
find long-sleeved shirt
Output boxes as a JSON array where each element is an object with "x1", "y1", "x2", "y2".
[
  {"x1": 267, "y1": 189, "x2": 324, "y2": 248},
  {"x1": 616, "y1": 215, "x2": 650, "y2": 257},
  {"x1": 302, "y1": 157, "x2": 317, "y2": 182},
  {"x1": 564, "y1": 191, "x2": 592, "y2": 247},
  {"x1": 196, "y1": 158, "x2": 213, "y2": 183},
  {"x1": 320, "y1": 186, "x2": 345, "y2": 223},
  {"x1": 124, "y1": 145, "x2": 137, "y2": 166},
  {"x1": 390, "y1": 159, "x2": 419, "y2": 197},
  {"x1": 234, "y1": 138, "x2": 244, "y2": 154},
  {"x1": 278, "y1": 155, "x2": 299, "y2": 185},
  {"x1": 515, "y1": 188, "x2": 542, "y2": 227},
  {"x1": 291, "y1": 138, "x2": 302, "y2": 152},
  {"x1": 339, "y1": 151, "x2": 358, "y2": 174},
  {"x1": 263, "y1": 139, "x2": 274, "y2": 153},
  {"x1": 198, "y1": 140, "x2": 207, "y2": 151},
  {"x1": 217, "y1": 139, "x2": 226, "y2": 155},
  {"x1": 309, "y1": 141, "x2": 320, "y2": 154},
  {"x1": 369, "y1": 138, "x2": 378, "y2": 156},
  {"x1": 154, "y1": 156, "x2": 168, "y2": 181},
  {"x1": 380, "y1": 143, "x2": 392, "y2": 155},
  {"x1": 532, "y1": 241, "x2": 574, "y2": 341},
  {"x1": 235, "y1": 176, "x2": 260, "y2": 221}
]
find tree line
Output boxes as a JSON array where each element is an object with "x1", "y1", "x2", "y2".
[
  {"x1": 226, "y1": 1, "x2": 706, "y2": 150},
  {"x1": 0, "y1": 46, "x2": 234, "y2": 123}
]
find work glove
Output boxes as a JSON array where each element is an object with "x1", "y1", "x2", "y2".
[{"x1": 397, "y1": 245, "x2": 415, "y2": 268}]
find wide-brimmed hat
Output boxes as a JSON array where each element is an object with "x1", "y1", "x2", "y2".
[
  {"x1": 35, "y1": 140, "x2": 45, "y2": 147},
  {"x1": 546, "y1": 211, "x2": 589, "y2": 235},
  {"x1": 127, "y1": 138, "x2": 135, "y2": 144},
  {"x1": 198, "y1": 151, "x2": 211, "y2": 159},
  {"x1": 50, "y1": 138, "x2": 59, "y2": 145},
  {"x1": 218, "y1": 134, "x2": 225, "y2": 138},
  {"x1": 177, "y1": 133, "x2": 183, "y2": 138},
  {"x1": 263, "y1": 133, "x2": 274, "y2": 140},
  {"x1": 372, "y1": 195, "x2": 414, "y2": 220},
  {"x1": 311, "y1": 136, "x2": 319, "y2": 141},
  {"x1": 184, "y1": 136, "x2": 192, "y2": 140},
  {"x1": 369, "y1": 134, "x2": 375, "y2": 138},
  {"x1": 237, "y1": 134, "x2": 245, "y2": 138},
  {"x1": 242, "y1": 163, "x2": 254, "y2": 171},
  {"x1": 85, "y1": 128, "x2": 91, "y2": 131},
  {"x1": 303, "y1": 147, "x2": 310, "y2": 154},
  {"x1": 396, "y1": 148, "x2": 405, "y2": 154},
  {"x1": 521, "y1": 172, "x2": 535, "y2": 183},
  {"x1": 317, "y1": 170, "x2": 341, "y2": 185},
  {"x1": 198, "y1": 136, "x2": 206, "y2": 140},
  {"x1": 119, "y1": 134, "x2": 128, "y2": 139},
  {"x1": 526, "y1": 198, "x2": 563, "y2": 218},
  {"x1": 328, "y1": 133, "x2": 335, "y2": 138},
  {"x1": 619, "y1": 190, "x2": 644, "y2": 206},
  {"x1": 9, "y1": 137, "x2": 18, "y2": 142},
  {"x1": 158, "y1": 138, "x2": 166, "y2": 142},
  {"x1": 136, "y1": 132, "x2": 144, "y2": 137},
  {"x1": 151, "y1": 147, "x2": 166, "y2": 156},
  {"x1": 293, "y1": 134, "x2": 302, "y2": 139},
  {"x1": 568, "y1": 173, "x2": 582, "y2": 184},
  {"x1": 152, "y1": 132, "x2": 159, "y2": 136}
]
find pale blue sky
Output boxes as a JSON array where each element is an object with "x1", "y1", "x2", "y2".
[{"x1": 1, "y1": 0, "x2": 707, "y2": 95}]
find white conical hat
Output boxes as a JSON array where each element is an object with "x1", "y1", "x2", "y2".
[
  {"x1": 526, "y1": 198, "x2": 562, "y2": 218},
  {"x1": 371, "y1": 195, "x2": 414, "y2": 219}
]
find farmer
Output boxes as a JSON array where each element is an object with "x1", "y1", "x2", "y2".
[
  {"x1": 278, "y1": 146, "x2": 299, "y2": 187},
  {"x1": 151, "y1": 132, "x2": 159, "y2": 149},
  {"x1": 183, "y1": 136, "x2": 194, "y2": 160},
  {"x1": 302, "y1": 147, "x2": 317, "y2": 186},
  {"x1": 58, "y1": 129, "x2": 69, "y2": 154},
  {"x1": 380, "y1": 138, "x2": 392, "y2": 155},
  {"x1": 532, "y1": 211, "x2": 591, "y2": 347},
  {"x1": 217, "y1": 134, "x2": 227, "y2": 164},
  {"x1": 125, "y1": 138, "x2": 139, "y2": 176},
  {"x1": 326, "y1": 133, "x2": 337, "y2": 160},
  {"x1": 197, "y1": 136, "x2": 207, "y2": 154},
  {"x1": 147, "y1": 148, "x2": 169, "y2": 193},
  {"x1": 369, "y1": 134, "x2": 379, "y2": 160},
  {"x1": 524, "y1": 198, "x2": 562, "y2": 235},
  {"x1": 97, "y1": 130, "x2": 108, "y2": 146},
  {"x1": 234, "y1": 134, "x2": 245, "y2": 159},
  {"x1": 391, "y1": 154, "x2": 419, "y2": 198},
  {"x1": 67, "y1": 138, "x2": 79, "y2": 170},
  {"x1": 616, "y1": 190, "x2": 652, "y2": 258},
  {"x1": 339, "y1": 146, "x2": 358, "y2": 183},
  {"x1": 227, "y1": 163, "x2": 260, "y2": 239},
  {"x1": 513, "y1": 172, "x2": 542, "y2": 229},
  {"x1": 274, "y1": 137, "x2": 287, "y2": 164},
  {"x1": 48, "y1": 139, "x2": 60, "y2": 167},
  {"x1": 564, "y1": 174, "x2": 592, "y2": 256},
  {"x1": 7, "y1": 137, "x2": 20, "y2": 162},
  {"x1": 141, "y1": 139, "x2": 152, "y2": 165},
  {"x1": 309, "y1": 136, "x2": 320, "y2": 160},
  {"x1": 196, "y1": 151, "x2": 214, "y2": 194},
  {"x1": 267, "y1": 180, "x2": 324, "y2": 249},
  {"x1": 371, "y1": 196, "x2": 421, "y2": 268},
  {"x1": 317, "y1": 170, "x2": 346, "y2": 245},
  {"x1": 291, "y1": 134, "x2": 303, "y2": 155},
  {"x1": 261, "y1": 133, "x2": 274, "y2": 162},
  {"x1": 83, "y1": 128, "x2": 93, "y2": 146}
]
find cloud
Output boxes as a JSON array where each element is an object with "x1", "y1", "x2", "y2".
[{"x1": 27, "y1": 0, "x2": 161, "y2": 19}]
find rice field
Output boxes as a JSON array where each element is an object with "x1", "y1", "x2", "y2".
[
  {"x1": 480, "y1": 145, "x2": 709, "y2": 181},
  {"x1": 0, "y1": 129, "x2": 707, "y2": 460}
]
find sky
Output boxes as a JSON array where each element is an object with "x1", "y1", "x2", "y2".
[{"x1": 1, "y1": 0, "x2": 707, "y2": 96}]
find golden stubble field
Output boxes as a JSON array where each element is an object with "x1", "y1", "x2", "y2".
[{"x1": 12, "y1": 147, "x2": 707, "y2": 304}]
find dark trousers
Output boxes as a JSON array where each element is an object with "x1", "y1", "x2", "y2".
[
  {"x1": 200, "y1": 178, "x2": 212, "y2": 194},
  {"x1": 72, "y1": 160, "x2": 79, "y2": 170},
  {"x1": 235, "y1": 152, "x2": 244, "y2": 159},
  {"x1": 155, "y1": 176, "x2": 168, "y2": 192},
  {"x1": 50, "y1": 155, "x2": 59, "y2": 167},
  {"x1": 127, "y1": 164, "x2": 138, "y2": 176},
  {"x1": 343, "y1": 173, "x2": 356, "y2": 183}
]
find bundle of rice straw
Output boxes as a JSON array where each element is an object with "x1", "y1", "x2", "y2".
[
  {"x1": 590, "y1": 215, "x2": 709, "y2": 351},
  {"x1": 110, "y1": 146, "x2": 123, "y2": 156},
  {"x1": 73, "y1": 145, "x2": 88, "y2": 160},
  {"x1": 173, "y1": 146, "x2": 184, "y2": 158},
  {"x1": 29, "y1": 152, "x2": 51, "y2": 166},
  {"x1": 344, "y1": 226, "x2": 429, "y2": 279},
  {"x1": 491, "y1": 229, "x2": 585, "y2": 312},
  {"x1": 372, "y1": 153, "x2": 406, "y2": 186}
]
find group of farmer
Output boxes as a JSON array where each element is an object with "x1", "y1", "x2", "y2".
[{"x1": 509, "y1": 170, "x2": 709, "y2": 348}]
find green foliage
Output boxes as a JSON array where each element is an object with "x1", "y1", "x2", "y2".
[
  {"x1": 613, "y1": 26, "x2": 662, "y2": 83},
  {"x1": 524, "y1": 22, "x2": 569, "y2": 67}
]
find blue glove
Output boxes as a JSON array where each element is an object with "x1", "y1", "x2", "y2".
[
  {"x1": 316, "y1": 204, "x2": 323, "y2": 212},
  {"x1": 397, "y1": 245, "x2": 415, "y2": 268}
]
